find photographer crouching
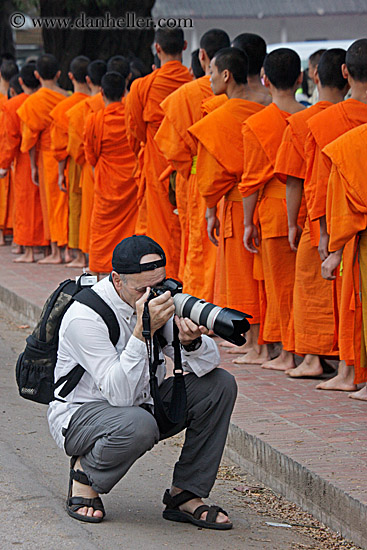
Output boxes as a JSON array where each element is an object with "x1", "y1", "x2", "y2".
[{"x1": 48, "y1": 235, "x2": 237, "y2": 529}]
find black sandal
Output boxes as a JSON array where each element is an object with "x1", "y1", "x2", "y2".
[
  {"x1": 162, "y1": 489, "x2": 232, "y2": 530},
  {"x1": 66, "y1": 456, "x2": 105, "y2": 523}
]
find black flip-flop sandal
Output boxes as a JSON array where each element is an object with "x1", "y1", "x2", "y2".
[
  {"x1": 162, "y1": 489, "x2": 232, "y2": 530},
  {"x1": 66, "y1": 456, "x2": 105, "y2": 523}
]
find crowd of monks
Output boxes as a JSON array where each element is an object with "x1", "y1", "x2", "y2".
[{"x1": 1, "y1": 27, "x2": 367, "y2": 399}]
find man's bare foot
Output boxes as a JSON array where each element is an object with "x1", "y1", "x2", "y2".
[
  {"x1": 170, "y1": 487, "x2": 230, "y2": 525},
  {"x1": 262, "y1": 349, "x2": 295, "y2": 371},
  {"x1": 232, "y1": 345, "x2": 269, "y2": 365},
  {"x1": 13, "y1": 248, "x2": 35, "y2": 263},
  {"x1": 349, "y1": 385, "x2": 367, "y2": 401},
  {"x1": 317, "y1": 362, "x2": 356, "y2": 391},
  {"x1": 72, "y1": 458, "x2": 103, "y2": 519},
  {"x1": 286, "y1": 354, "x2": 324, "y2": 378},
  {"x1": 12, "y1": 244, "x2": 22, "y2": 254}
]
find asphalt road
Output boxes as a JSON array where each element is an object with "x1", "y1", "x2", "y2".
[{"x1": 0, "y1": 309, "x2": 332, "y2": 550}]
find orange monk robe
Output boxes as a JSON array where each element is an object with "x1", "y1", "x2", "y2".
[
  {"x1": 50, "y1": 92, "x2": 89, "y2": 249},
  {"x1": 240, "y1": 104, "x2": 305, "y2": 348},
  {"x1": 17, "y1": 88, "x2": 67, "y2": 245},
  {"x1": 84, "y1": 100, "x2": 138, "y2": 273},
  {"x1": 323, "y1": 124, "x2": 367, "y2": 382},
  {"x1": 305, "y1": 99, "x2": 367, "y2": 365},
  {"x1": 67, "y1": 92, "x2": 104, "y2": 254},
  {"x1": 201, "y1": 93, "x2": 227, "y2": 116},
  {"x1": 125, "y1": 62, "x2": 192, "y2": 278},
  {"x1": 274, "y1": 101, "x2": 337, "y2": 356},
  {"x1": 1, "y1": 93, "x2": 46, "y2": 246},
  {"x1": 189, "y1": 98, "x2": 264, "y2": 319},
  {"x1": 155, "y1": 75, "x2": 218, "y2": 300},
  {"x1": 0, "y1": 94, "x2": 13, "y2": 234}
]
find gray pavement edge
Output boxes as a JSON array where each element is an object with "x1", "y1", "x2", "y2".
[{"x1": 1, "y1": 280, "x2": 365, "y2": 548}]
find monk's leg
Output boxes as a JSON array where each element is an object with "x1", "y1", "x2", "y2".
[
  {"x1": 316, "y1": 361, "x2": 357, "y2": 390},
  {"x1": 38, "y1": 241, "x2": 62, "y2": 264},
  {"x1": 261, "y1": 349, "x2": 295, "y2": 371},
  {"x1": 0, "y1": 229, "x2": 4, "y2": 246},
  {"x1": 12, "y1": 243, "x2": 22, "y2": 254},
  {"x1": 13, "y1": 246, "x2": 35, "y2": 263}
]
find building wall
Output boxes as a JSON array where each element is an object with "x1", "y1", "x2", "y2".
[{"x1": 179, "y1": 14, "x2": 367, "y2": 66}]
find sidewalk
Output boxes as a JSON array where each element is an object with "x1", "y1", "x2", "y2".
[{"x1": 1, "y1": 244, "x2": 367, "y2": 548}]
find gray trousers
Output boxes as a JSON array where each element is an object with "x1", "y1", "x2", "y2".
[{"x1": 64, "y1": 368, "x2": 237, "y2": 497}]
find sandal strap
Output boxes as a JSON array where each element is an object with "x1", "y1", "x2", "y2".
[
  {"x1": 162, "y1": 489, "x2": 200, "y2": 509},
  {"x1": 68, "y1": 496, "x2": 105, "y2": 515},
  {"x1": 206, "y1": 505, "x2": 227, "y2": 524},
  {"x1": 192, "y1": 504, "x2": 210, "y2": 520},
  {"x1": 70, "y1": 468, "x2": 90, "y2": 486}
]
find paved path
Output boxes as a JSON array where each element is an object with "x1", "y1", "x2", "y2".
[{"x1": 1, "y1": 243, "x2": 366, "y2": 547}]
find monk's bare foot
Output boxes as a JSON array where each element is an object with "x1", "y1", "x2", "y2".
[
  {"x1": 64, "y1": 248, "x2": 73, "y2": 263},
  {"x1": 316, "y1": 362, "x2": 356, "y2": 391},
  {"x1": 72, "y1": 458, "x2": 103, "y2": 519},
  {"x1": 227, "y1": 342, "x2": 253, "y2": 354},
  {"x1": 262, "y1": 349, "x2": 295, "y2": 371},
  {"x1": 38, "y1": 245, "x2": 62, "y2": 265},
  {"x1": 12, "y1": 244, "x2": 22, "y2": 254},
  {"x1": 0, "y1": 230, "x2": 5, "y2": 246},
  {"x1": 349, "y1": 385, "x2": 367, "y2": 401},
  {"x1": 220, "y1": 341, "x2": 236, "y2": 348},
  {"x1": 286, "y1": 354, "x2": 323, "y2": 378},
  {"x1": 13, "y1": 248, "x2": 35, "y2": 263},
  {"x1": 232, "y1": 345, "x2": 270, "y2": 365},
  {"x1": 170, "y1": 486, "x2": 230, "y2": 525}
]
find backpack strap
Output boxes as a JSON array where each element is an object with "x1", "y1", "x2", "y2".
[
  {"x1": 54, "y1": 288, "x2": 121, "y2": 400},
  {"x1": 73, "y1": 288, "x2": 120, "y2": 346}
]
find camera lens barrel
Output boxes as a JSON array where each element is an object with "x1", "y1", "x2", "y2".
[{"x1": 173, "y1": 294, "x2": 251, "y2": 345}]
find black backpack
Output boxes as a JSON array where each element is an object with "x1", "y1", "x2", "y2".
[{"x1": 15, "y1": 277, "x2": 120, "y2": 405}]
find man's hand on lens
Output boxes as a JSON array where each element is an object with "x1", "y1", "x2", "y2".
[{"x1": 175, "y1": 315, "x2": 209, "y2": 345}]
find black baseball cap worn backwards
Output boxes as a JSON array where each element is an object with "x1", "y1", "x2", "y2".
[{"x1": 112, "y1": 235, "x2": 166, "y2": 274}]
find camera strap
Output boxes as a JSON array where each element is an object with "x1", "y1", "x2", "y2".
[{"x1": 142, "y1": 302, "x2": 187, "y2": 435}]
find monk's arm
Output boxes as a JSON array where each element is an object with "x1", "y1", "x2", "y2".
[
  {"x1": 58, "y1": 159, "x2": 67, "y2": 193},
  {"x1": 286, "y1": 175, "x2": 304, "y2": 252},
  {"x1": 29, "y1": 146, "x2": 39, "y2": 186},
  {"x1": 205, "y1": 206, "x2": 220, "y2": 246},
  {"x1": 83, "y1": 114, "x2": 98, "y2": 167},
  {"x1": 243, "y1": 193, "x2": 259, "y2": 253},
  {"x1": 321, "y1": 247, "x2": 343, "y2": 280}
]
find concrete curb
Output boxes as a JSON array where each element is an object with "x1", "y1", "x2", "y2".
[
  {"x1": 225, "y1": 423, "x2": 367, "y2": 549},
  {"x1": 1, "y1": 281, "x2": 366, "y2": 548}
]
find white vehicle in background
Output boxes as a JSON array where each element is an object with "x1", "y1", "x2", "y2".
[{"x1": 267, "y1": 39, "x2": 355, "y2": 68}]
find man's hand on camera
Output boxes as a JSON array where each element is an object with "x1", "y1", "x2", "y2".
[
  {"x1": 133, "y1": 289, "x2": 175, "y2": 341},
  {"x1": 175, "y1": 315, "x2": 209, "y2": 346}
]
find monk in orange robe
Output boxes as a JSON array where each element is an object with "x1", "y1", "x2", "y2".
[
  {"x1": 0, "y1": 59, "x2": 18, "y2": 246},
  {"x1": 241, "y1": 48, "x2": 305, "y2": 370},
  {"x1": 69, "y1": 61, "x2": 107, "y2": 258},
  {"x1": 188, "y1": 47, "x2": 270, "y2": 362},
  {"x1": 321, "y1": 123, "x2": 367, "y2": 399},
  {"x1": 0, "y1": 63, "x2": 47, "y2": 261},
  {"x1": 155, "y1": 29, "x2": 230, "y2": 300},
  {"x1": 84, "y1": 72, "x2": 137, "y2": 274},
  {"x1": 274, "y1": 48, "x2": 351, "y2": 384},
  {"x1": 304, "y1": 39, "x2": 367, "y2": 386},
  {"x1": 50, "y1": 56, "x2": 90, "y2": 267},
  {"x1": 17, "y1": 54, "x2": 69, "y2": 263},
  {"x1": 125, "y1": 27, "x2": 192, "y2": 278}
]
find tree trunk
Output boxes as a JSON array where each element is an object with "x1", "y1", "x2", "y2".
[
  {"x1": 0, "y1": 0, "x2": 16, "y2": 59},
  {"x1": 40, "y1": 0, "x2": 155, "y2": 88}
]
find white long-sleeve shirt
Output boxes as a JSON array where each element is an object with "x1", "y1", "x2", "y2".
[{"x1": 48, "y1": 276, "x2": 220, "y2": 448}]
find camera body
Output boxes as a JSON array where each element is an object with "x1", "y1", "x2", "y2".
[{"x1": 148, "y1": 278, "x2": 251, "y2": 346}]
